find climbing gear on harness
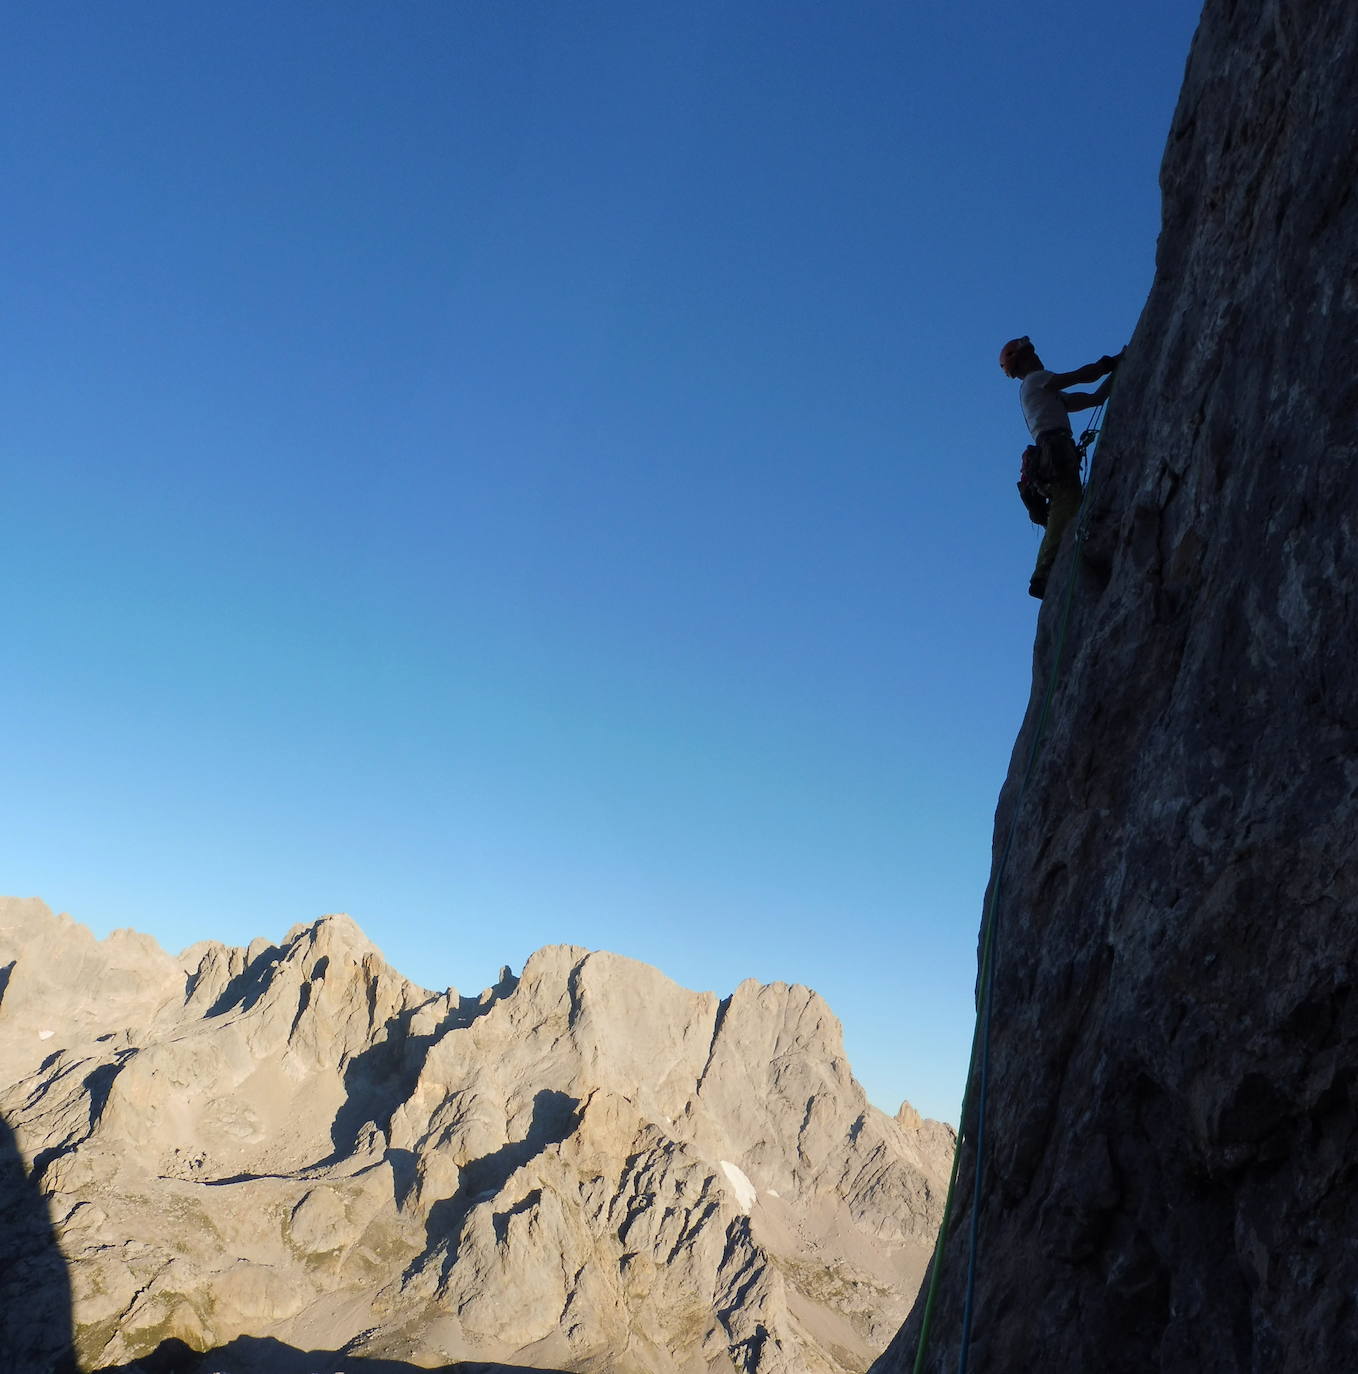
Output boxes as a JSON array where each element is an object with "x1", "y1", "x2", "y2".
[
  {"x1": 1017, "y1": 430, "x2": 1082, "y2": 527},
  {"x1": 1017, "y1": 446, "x2": 1048, "y2": 526}
]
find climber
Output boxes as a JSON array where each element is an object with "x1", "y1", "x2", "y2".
[{"x1": 999, "y1": 336, "x2": 1121, "y2": 599}]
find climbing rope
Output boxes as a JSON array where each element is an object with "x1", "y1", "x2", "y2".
[{"x1": 911, "y1": 386, "x2": 1113, "y2": 1374}]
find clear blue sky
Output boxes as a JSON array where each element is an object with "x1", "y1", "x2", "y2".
[{"x1": 3, "y1": 2, "x2": 1199, "y2": 1124}]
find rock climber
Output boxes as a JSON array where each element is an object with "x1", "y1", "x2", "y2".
[{"x1": 999, "y1": 336, "x2": 1121, "y2": 598}]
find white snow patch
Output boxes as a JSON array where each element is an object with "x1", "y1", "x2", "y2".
[
  {"x1": 719, "y1": 1160, "x2": 757, "y2": 1212},
  {"x1": 767, "y1": 1189, "x2": 780, "y2": 1198},
  {"x1": 38, "y1": 1030, "x2": 55, "y2": 1040}
]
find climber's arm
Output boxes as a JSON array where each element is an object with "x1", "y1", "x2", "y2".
[
  {"x1": 1061, "y1": 374, "x2": 1115, "y2": 412},
  {"x1": 1046, "y1": 349, "x2": 1124, "y2": 390}
]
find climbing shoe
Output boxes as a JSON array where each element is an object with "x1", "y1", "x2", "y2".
[{"x1": 1028, "y1": 575, "x2": 1047, "y2": 600}]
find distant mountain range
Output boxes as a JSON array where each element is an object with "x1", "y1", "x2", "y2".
[{"x1": 0, "y1": 897, "x2": 952, "y2": 1373}]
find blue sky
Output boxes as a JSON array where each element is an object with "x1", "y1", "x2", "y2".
[{"x1": 3, "y1": 2, "x2": 1200, "y2": 1123}]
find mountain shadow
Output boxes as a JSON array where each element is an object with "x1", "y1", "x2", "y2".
[
  {"x1": 328, "y1": 971, "x2": 520, "y2": 1166},
  {"x1": 90, "y1": 1337, "x2": 573, "y2": 1372},
  {"x1": 0, "y1": 1109, "x2": 77, "y2": 1373},
  {"x1": 423, "y1": 1087, "x2": 581, "y2": 1274}
]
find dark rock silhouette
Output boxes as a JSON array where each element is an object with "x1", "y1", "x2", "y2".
[
  {"x1": 872, "y1": 1, "x2": 1358, "y2": 1370},
  {"x1": 89, "y1": 1336, "x2": 571, "y2": 1372},
  {"x1": 0, "y1": 1111, "x2": 76, "y2": 1374}
]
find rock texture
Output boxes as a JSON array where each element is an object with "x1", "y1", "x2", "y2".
[
  {"x1": 873, "y1": 2, "x2": 1358, "y2": 1371},
  {"x1": 0, "y1": 898, "x2": 953, "y2": 1373}
]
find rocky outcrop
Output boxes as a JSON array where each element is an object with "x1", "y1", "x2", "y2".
[
  {"x1": 873, "y1": 2, "x2": 1358, "y2": 1371},
  {"x1": 0, "y1": 898, "x2": 952, "y2": 1373}
]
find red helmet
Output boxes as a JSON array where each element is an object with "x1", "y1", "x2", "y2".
[{"x1": 999, "y1": 336, "x2": 1035, "y2": 377}]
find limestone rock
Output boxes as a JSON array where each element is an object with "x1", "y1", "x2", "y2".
[
  {"x1": 0, "y1": 898, "x2": 953, "y2": 1373},
  {"x1": 872, "y1": 1, "x2": 1358, "y2": 1370}
]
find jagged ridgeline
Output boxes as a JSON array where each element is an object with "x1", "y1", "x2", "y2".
[
  {"x1": 874, "y1": 1, "x2": 1358, "y2": 1372},
  {"x1": 0, "y1": 897, "x2": 954, "y2": 1373}
]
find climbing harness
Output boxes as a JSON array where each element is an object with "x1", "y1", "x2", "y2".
[
  {"x1": 911, "y1": 385, "x2": 1114, "y2": 1374},
  {"x1": 1017, "y1": 426, "x2": 1094, "y2": 527},
  {"x1": 1016, "y1": 446, "x2": 1048, "y2": 526}
]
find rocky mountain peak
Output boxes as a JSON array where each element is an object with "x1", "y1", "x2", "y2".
[{"x1": 0, "y1": 899, "x2": 953, "y2": 1372}]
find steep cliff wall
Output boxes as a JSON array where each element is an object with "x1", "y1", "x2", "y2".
[{"x1": 874, "y1": 1, "x2": 1358, "y2": 1370}]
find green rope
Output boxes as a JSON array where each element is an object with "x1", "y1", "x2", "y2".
[{"x1": 910, "y1": 381, "x2": 1114, "y2": 1374}]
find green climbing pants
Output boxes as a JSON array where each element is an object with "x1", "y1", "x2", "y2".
[{"x1": 1032, "y1": 430, "x2": 1084, "y2": 582}]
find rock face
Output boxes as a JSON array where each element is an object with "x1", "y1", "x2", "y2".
[
  {"x1": 873, "y1": 2, "x2": 1358, "y2": 1372},
  {"x1": 0, "y1": 898, "x2": 953, "y2": 1373}
]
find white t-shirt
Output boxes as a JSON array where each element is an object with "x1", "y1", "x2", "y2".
[{"x1": 1019, "y1": 370, "x2": 1071, "y2": 439}]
